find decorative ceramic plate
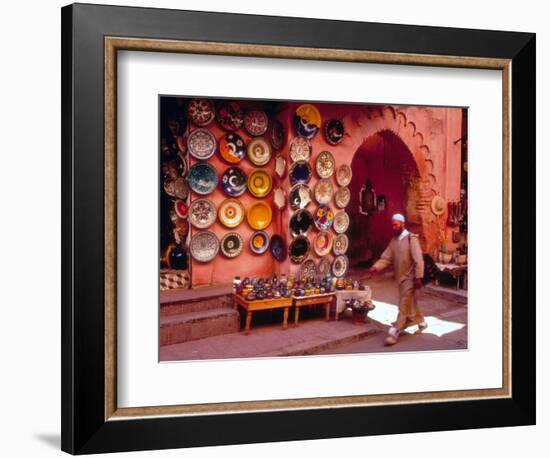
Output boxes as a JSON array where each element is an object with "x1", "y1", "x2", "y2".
[
  {"x1": 273, "y1": 187, "x2": 286, "y2": 210},
  {"x1": 289, "y1": 236, "x2": 310, "y2": 264},
  {"x1": 162, "y1": 159, "x2": 180, "y2": 180},
  {"x1": 335, "y1": 186, "x2": 351, "y2": 208},
  {"x1": 336, "y1": 164, "x2": 353, "y2": 186},
  {"x1": 173, "y1": 177, "x2": 189, "y2": 200},
  {"x1": 246, "y1": 201, "x2": 272, "y2": 230},
  {"x1": 187, "y1": 98, "x2": 215, "y2": 126},
  {"x1": 188, "y1": 163, "x2": 218, "y2": 195},
  {"x1": 289, "y1": 137, "x2": 311, "y2": 162},
  {"x1": 218, "y1": 198, "x2": 245, "y2": 228},
  {"x1": 324, "y1": 119, "x2": 345, "y2": 145},
  {"x1": 163, "y1": 177, "x2": 176, "y2": 197},
  {"x1": 188, "y1": 198, "x2": 216, "y2": 229},
  {"x1": 219, "y1": 132, "x2": 246, "y2": 164},
  {"x1": 289, "y1": 184, "x2": 312, "y2": 210},
  {"x1": 173, "y1": 218, "x2": 189, "y2": 243},
  {"x1": 190, "y1": 231, "x2": 219, "y2": 263},
  {"x1": 244, "y1": 110, "x2": 269, "y2": 136},
  {"x1": 316, "y1": 151, "x2": 335, "y2": 178},
  {"x1": 299, "y1": 259, "x2": 317, "y2": 281},
  {"x1": 247, "y1": 137, "x2": 272, "y2": 166},
  {"x1": 314, "y1": 178, "x2": 334, "y2": 205},
  {"x1": 294, "y1": 104, "x2": 321, "y2": 139},
  {"x1": 332, "y1": 255, "x2": 349, "y2": 277},
  {"x1": 187, "y1": 128, "x2": 217, "y2": 160},
  {"x1": 174, "y1": 200, "x2": 188, "y2": 219},
  {"x1": 289, "y1": 209, "x2": 314, "y2": 237},
  {"x1": 333, "y1": 234, "x2": 349, "y2": 256},
  {"x1": 269, "y1": 234, "x2": 287, "y2": 261},
  {"x1": 220, "y1": 167, "x2": 247, "y2": 197},
  {"x1": 247, "y1": 169, "x2": 272, "y2": 198},
  {"x1": 220, "y1": 232, "x2": 244, "y2": 258},
  {"x1": 314, "y1": 230, "x2": 334, "y2": 256},
  {"x1": 313, "y1": 205, "x2": 334, "y2": 231},
  {"x1": 289, "y1": 160, "x2": 312, "y2": 185},
  {"x1": 317, "y1": 257, "x2": 332, "y2": 279},
  {"x1": 333, "y1": 211, "x2": 350, "y2": 234},
  {"x1": 275, "y1": 154, "x2": 286, "y2": 179},
  {"x1": 216, "y1": 100, "x2": 244, "y2": 131},
  {"x1": 270, "y1": 119, "x2": 285, "y2": 150},
  {"x1": 249, "y1": 231, "x2": 270, "y2": 254}
]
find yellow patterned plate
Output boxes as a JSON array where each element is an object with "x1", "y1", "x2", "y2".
[
  {"x1": 246, "y1": 201, "x2": 272, "y2": 230},
  {"x1": 218, "y1": 198, "x2": 245, "y2": 228},
  {"x1": 247, "y1": 169, "x2": 272, "y2": 198},
  {"x1": 247, "y1": 137, "x2": 272, "y2": 166},
  {"x1": 314, "y1": 230, "x2": 334, "y2": 256}
]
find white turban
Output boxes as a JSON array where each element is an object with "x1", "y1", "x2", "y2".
[{"x1": 392, "y1": 213, "x2": 405, "y2": 223}]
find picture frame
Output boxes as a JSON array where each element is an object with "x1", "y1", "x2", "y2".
[{"x1": 61, "y1": 3, "x2": 535, "y2": 454}]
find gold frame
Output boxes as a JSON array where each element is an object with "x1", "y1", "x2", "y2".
[{"x1": 104, "y1": 37, "x2": 511, "y2": 421}]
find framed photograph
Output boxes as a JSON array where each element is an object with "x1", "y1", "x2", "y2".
[{"x1": 61, "y1": 3, "x2": 536, "y2": 454}]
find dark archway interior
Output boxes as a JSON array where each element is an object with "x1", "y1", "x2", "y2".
[{"x1": 346, "y1": 130, "x2": 420, "y2": 268}]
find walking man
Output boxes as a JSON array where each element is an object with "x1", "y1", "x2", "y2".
[{"x1": 368, "y1": 213, "x2": 427, "y2": 346}]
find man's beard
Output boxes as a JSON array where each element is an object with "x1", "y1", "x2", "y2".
[{"x1": 393, "y1": 228, "x2": 403, "y2": 237}]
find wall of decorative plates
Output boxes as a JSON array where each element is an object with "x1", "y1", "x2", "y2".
[{"x1": 160, "y1": 96, "x2": 465, "y2": 288}]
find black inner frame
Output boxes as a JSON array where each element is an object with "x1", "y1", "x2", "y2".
[{"x1": 61, "y1": 3, "x2": 536, "y2": 454}]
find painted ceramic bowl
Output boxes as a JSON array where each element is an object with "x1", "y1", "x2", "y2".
[
  {"x1": 324, "y1": 119, "x2": 345, "y2": 145},
  {"x1": 316, "y1": 151, "x2": 335, "y2": 178},
  {"x1": 187, "y1": 128, "x2": 217, "y2": 160},
  {"x1": 294, "y1": 104, "x2": 321, "y2": 140},
  {"x1": 289, "y1": 209, "x2": 314, "y2": 237},
  {"x1": 331, "y1": 255, "x2": 349, "y2": 277},
  {"x1": 163, "y1": 177, "x2": 176, "y2": 197},
  {"x1": 299, "y1": 259, "x2": 317, "y2": 282},
  {"x1": 218, "y1": 198, "x2": 245, "y2": 228},
  {"x1": 289, "y1": 136, "x2": 311, "y2": 162},
  {"x1": 289, "y1": 236, "x2": 310, "y2": 264},
  {"x1": 289, "y1": 184, "x2": 312, "y2": 210},
  {"x1": 269, "y1": 234, "x2": 287, "y2": 261},
  {"x1": 165, "y1": 244, "x2": 187, "y2": 270},
  {"x1": 190, "y1": 231, "x2": 219, "y2": 263},
  {"x1": 289, "y1": 160, "x2": 312, "y2": 185},
  {"x1": 172, "y1": 177, "x2": 189, "y2": 200},
  {"x1": 244, "y1": 110, "x2": 269, "y2": 136},
  {"x1": 220, "y1": 166, "x2": 247, "y2": 197},
  {"x1": 317, "y1": 257, "x2": 332, "y2": 279},
  {"x1": 333, "y1": 234, "x2": 349, "y2": 255},
  {"x1": 174, "y1": 199, "x2": 188, "y2": 219},
  {"x1": 336, "y1": 164, "x2": 353, "y2": 186},
  {"x1": 335, "y1": 186, "x2": 351, "y2": 208},
  {"x1": 219, "y1": 132, "x2": 246, "y2": 163},
  {"x1": 249, "y1": 231, "x2": 270, "y2": 254},
  {"x1": 313, "y1": 205, "x2": 334, "y2": 231},
  {"x1": 187, "y1": 98, "x2": 215, "y2": 126},
  {"x1": 220, "y1": 232, "x2": 244, "y2": 258},
  {"x1": 314, "y1": 230, "x2": 334, "y2": 256},
  {"x1": 188, "y1": 198, "x2": 216, "y2": 229},
  {"x1": 216, "y1": 100, "x2": 244, "y2": 131},
  {"x1": 246, "y1": 201, "x2": 272, "y2": 230},
  {"x1": 270, "y1": 119, "x2": 285, "y2": 150},
  {"x1": 247, "y1": 169, "x2": 272, "y2": 198},
  {"x1": 333, "y1": 211, "x2": 350, "y2": 234},
  {"x1": 247, "y1": 137, "x2": 272, "y2": 166},
  {"x1": 314, "y1": 178, "x2": 334, "y2": 205},
  {"x1": 188, "y1": 163, "x2": 218, "y2": 195}
]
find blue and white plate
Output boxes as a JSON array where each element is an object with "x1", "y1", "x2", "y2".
[
  {"x1": 188, "y1": 163, "x2": 218, "y2": 195},
  {"x1": 220, "y1": 167, "x2": 247, "y2": 197}
]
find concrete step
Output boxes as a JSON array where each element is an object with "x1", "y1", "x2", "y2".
[
  {"x1": 161, "y1": 294, "x2": 233, "y2": 317},
  {"x1": 160, "y1": 307, "x2": 240, "y2": 346}
]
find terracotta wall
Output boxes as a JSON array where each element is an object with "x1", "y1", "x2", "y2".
[{"x1": 189, "y1": 99, "x2": 464, "y2": 286}]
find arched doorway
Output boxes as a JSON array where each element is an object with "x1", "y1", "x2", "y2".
[{"x1": 347, "y1": 130, "x2": 421, "y2": 268}]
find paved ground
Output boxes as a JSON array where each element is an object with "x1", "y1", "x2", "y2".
[{"x1": 159, "y1": 274, "x2": 467, "y2": 361}]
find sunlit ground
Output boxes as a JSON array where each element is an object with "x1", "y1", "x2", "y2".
[{"x1": 369, "y1": 300, "x2": 466, "y2": 337}]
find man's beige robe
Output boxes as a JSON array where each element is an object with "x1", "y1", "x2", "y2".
[{"x1": 373, "y1": 231, "x2": 425, "y2": 330}]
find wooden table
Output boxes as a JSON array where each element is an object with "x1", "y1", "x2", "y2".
[
  {"x1": 232, "y1": 294, "x2": 292, "y2": 335},
  {"x1": 435, "y1": 262, "x2": 468, "y2": 289},
  {"x1": 291, "y1": 293, "x2": 335, "y2": 327}
]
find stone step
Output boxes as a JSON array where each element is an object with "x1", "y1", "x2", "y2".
[
  {"x1": 160, "y1": 307, "x2": 240, "y2": 346},
  {"x1": 161, "y1": 294, "x2": 233, "y2": 317}
]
